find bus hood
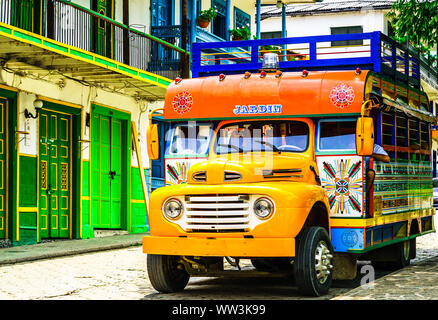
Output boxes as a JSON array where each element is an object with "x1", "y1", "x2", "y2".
[{"x1": 187, "y1": 153, "x2": 318, "y2": 185}]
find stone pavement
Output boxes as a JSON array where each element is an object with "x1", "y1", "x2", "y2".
[
  {"x1": 332, "y1": 255, "x2": 438, "y2": 300},
  {"x1": 0, "y1": 231, "x2": 437, "y2": 299}
]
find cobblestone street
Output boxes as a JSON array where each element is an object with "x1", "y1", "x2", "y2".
[
  {"x1": 0, "y1": 245, "x2": 352, "y2": 300},
  {"x1": 0, "y1": 214, "x2": 436, "y2": 300}
]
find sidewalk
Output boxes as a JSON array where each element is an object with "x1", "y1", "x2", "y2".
[
  {"x1": 0, "y1": 233, "x2": 147, "y2": 266},
  {"x1": 332, "y1": 255, "x2": 438, "y2": 300}
]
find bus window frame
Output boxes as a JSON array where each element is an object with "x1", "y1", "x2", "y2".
[
  {"x1": 212, "y1": 118, "x2": 311, "y2": 156},
  {"x1": 316, "y1": 118, "x2": 358, "y2": 153},
  {"x1": 165, "y1": 122, "x2": 214, "y2": 157}
]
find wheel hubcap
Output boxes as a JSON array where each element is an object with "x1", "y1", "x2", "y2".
[{"x1": 315, "y1": 241, "x2": 333, "y2": 284}]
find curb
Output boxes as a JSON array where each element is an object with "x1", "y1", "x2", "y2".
[{"x1": 0, "y1": 235, "x2": 145, "y2": 266}]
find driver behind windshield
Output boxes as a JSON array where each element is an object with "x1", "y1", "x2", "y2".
[{"x1": 217, "y1": 121, "x2": 308, "y2": 154}]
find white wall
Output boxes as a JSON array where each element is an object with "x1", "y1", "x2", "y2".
[{"x1": 0, "y1": 68, "x2": 159, "y2": 165}]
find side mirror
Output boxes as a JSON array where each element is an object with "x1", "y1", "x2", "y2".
[
  {"x1": 147, "y1": 124, "x2": 159, "y2": 160},
  {"x1": 356, "y1": 117, "x2": 374, "y2": 156}
]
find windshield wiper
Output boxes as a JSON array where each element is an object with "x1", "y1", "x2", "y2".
[
  {"x1": 218, "y1": 143, "x2": 244, "y2": 153},
  {"x1": 254, "y1": 140, "x2": 281, "y2": 153}
]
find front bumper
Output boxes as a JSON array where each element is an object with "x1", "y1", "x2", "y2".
[{"x1": 143, "y1": 235, "x2": 295, "y2": 257}]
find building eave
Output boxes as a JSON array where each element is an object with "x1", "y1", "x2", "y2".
[
  {"x1": 0, "y1": 22, "x2": 172, "y2": 101},
  {"x1": 260, "y1": 2, "x2": 395, "y2": 20}
]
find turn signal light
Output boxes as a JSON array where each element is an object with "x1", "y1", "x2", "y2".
[
  {"x1": 260, "y1": 70, "x2": 267, "y2": 78},
  {"x1": 302, "y1": 70, "x2": 308, "y2": 78},
  {"x1": 174, "y1": 77, "x2": 182, "y2": 84},
  {"x1": 355, "y1": 68, "x2": 362, "y2": 75}
]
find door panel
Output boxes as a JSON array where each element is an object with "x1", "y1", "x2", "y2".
[
  {"x1": 0, "y1": 97, "x2": 7, "y2": 238},
  {"x1": 91, "y1": 113, "x2": 123, "y2": 229},
  {"x1": 111, "y1": 118, "x2": 122, "y2": 228},
  {"x1": 11, "y1": 0, "x2": 43, "y2": 34},
  {"x1": 93, "y1": 0, "x2": 114, "y2": 58},
  {"x1": 39, "y1": 109, "x2": 71, "y2": 238}
]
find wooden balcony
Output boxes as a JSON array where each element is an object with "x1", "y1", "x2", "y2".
[{"x1": 0, "y1": 0, "x2": 189, "y2": 98}]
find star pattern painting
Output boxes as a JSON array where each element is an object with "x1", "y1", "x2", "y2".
[{"x1": 317, "y1": 156, "x2": 364, "y2": 217}]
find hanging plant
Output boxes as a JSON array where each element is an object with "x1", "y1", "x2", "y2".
[
  {"x1": 196, "y1": 7, "x2": 218, "y2": 28},
  {"x1": 229, "y1": 25, "x2": 251, "y2": 41}
]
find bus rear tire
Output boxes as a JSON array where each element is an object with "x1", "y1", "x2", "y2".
[
  {"x1": 391, "y1": 239, "x2": 414, "y2": 269},
  {"x1": 147, "y1": 254, "x2": 190, "y2": 293},
  {"x1": 293, "y1": 227, "x2": 334, "y2": 297},
  {"x1": 371, "y1": 239, "x2": 415, "y2": 270}
]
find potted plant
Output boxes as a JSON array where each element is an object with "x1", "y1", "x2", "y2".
[
  {"x1": 196, "y1": 7, "x2": 218, "y2": 28},
  {"x1": 260, "y1": 44, "x2": 281, "y2": 56},
  {"x1": 229, "y1": 24, "x2": 251, "y2": 41}
]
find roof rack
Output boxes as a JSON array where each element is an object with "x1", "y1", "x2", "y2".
[{"x1": 191, "y1": 31, "x2": 432, "y2": 90}]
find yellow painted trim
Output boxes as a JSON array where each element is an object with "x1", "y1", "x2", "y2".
[
  {"x1": 38, "y1": 96, "x2": 82, "y2": 110},
  {"x1": 88, "y1": 108, "x2": 92, "y2": 228},
  {"x1": 69, "y1": 112, "x2": 73, "y2": 239},
  {"x1": 330, "y1": 210, "x2": 435, "y2": 228},
  {"x1": 4, "y1": 98, "x2": 8, "y2": 238},
  {"x1": 79, "y1": 108, "x2": 83, "y2": 238},
  {"x1": 81, "y1": 196, "x2": 90, "y2": 200},
  {"x1": 0, "y1": 21, "x2": 171, "y2": 89},
  {"x1": 0, "y1": 84, "x2": 19, "y2": 92},
  {"x1": 91, "y1": 101, "x2": 132, "y2": 115},
  {"x1": 36, "y1": 107, "x2": 39, "y2": 241},
  {"x1": 130, "y1": 199, "x2": 145, "y2": 204},
  {"x1": 18, "y1": 153, "x2": 37, "y2": 157},
  {"x1": 18, "y1": 207, "x2": 38, "y2": 212},
  {"x1": 15, "y1": 94, "x2": 20, "y2": 241}
]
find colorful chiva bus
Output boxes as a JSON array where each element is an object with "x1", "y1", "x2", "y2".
[{"x1": 144, "y1": 32, "x2": 436, "y2": 296}]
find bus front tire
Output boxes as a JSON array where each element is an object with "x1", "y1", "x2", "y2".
[
  {"x1": 293, "y1": 227, "x2": 334, "y2": 297},
  {"x1": 147, "y1": 254, "x2": 190, "y2": 293}
]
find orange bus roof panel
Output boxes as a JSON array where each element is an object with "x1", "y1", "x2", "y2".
[{"x1": 164, "y1": 70, "x2": 369, "y2": 120}]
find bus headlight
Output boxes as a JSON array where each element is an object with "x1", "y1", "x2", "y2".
[
  {"x1": 163, "y1": 198, "x2": 183, "y2": 220},
  {"x1": 253, "y1": 197, "x2": 274, "y2": 219}
]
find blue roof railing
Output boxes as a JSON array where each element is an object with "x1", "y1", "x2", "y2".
[{"x1": 192, "y1": 31, "x2": 423, "y2": 88}]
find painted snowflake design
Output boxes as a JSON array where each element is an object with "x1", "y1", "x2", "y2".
[
  {"x1": 321, "y1": 159, "x2": 363, "y2": 215},
  {"x1": 329, "y1": 83, "x2": 355, "y2": 109},
  {"x1": 172, "y1": 91, "x2": 193, "y2": 115}
]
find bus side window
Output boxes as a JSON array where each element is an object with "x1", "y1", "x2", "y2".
[{"x1": 318, "y1": 119, "x2": 356, "y2": 151}]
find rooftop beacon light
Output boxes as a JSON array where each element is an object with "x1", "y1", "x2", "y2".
[{"x1": 262, "y1": 52, "x2": 280, "y2": 72}]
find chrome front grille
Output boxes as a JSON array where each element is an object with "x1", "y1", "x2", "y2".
[{"x1": 184, "y1": 194, "x2": 250, "y2": 232}]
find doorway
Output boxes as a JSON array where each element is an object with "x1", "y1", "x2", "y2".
[
  {"x1": 91, "y1": 107, "x2": 128, "y2": 229},
  {"x1": 38, "y1": 109, "x2": 72, "y2": 238},
  {"x1": 92, "y1": 0, "x2": 114, "y2": 58},
  {"x1": 0, "y1": 97, "x2": 7, "y2": 239}
]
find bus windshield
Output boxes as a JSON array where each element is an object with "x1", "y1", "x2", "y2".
[
  {"x1": 166, "y1": 122, "x2": 213, "y2": 156},
  {"x1": 215, "y1": 120, "x2": 309, "y2": 154}
]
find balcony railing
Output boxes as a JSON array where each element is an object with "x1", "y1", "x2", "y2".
[
  {"x1": 151, "y1": 24, "x2": 227, "y2": 50},
  {"x1": 0, "y1": 0, "x2": 188, "y2": 80}
]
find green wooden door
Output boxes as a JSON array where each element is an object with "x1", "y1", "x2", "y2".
[
  {"x1": 91, "y1": 114, "x2": 122, "y2": 229},
  {"x1": 93, "y1": 0, "x2": 114, "y2": 58},
  {"x1": 0, "y1": 97, "x2": 7, "y2": 239},
  {"x1": 39, "y1": 110, "x2": 71, "y2": 238},
  {"x1": 11, "y1": 0, "x2": 43, "y2": 34}
]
